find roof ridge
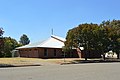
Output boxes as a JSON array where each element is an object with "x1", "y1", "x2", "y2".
[{"x1": 51, "y1": 35, "x2": 65, "y2": 42}]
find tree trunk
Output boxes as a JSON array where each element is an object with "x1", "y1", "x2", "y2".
[
  {"x1": 103, "y1": 54, "x2": 105, "y2": 60},
  {"x1": 85, "y1": 56, "x2": 87, "y2": 61},
  {"x1": 85, "y1": 50, "x2": 87, "y2": 61},
  {"x1": 117, "y1": 51, "x2": 120, "y2": 59},
  {"x1": 102, "y1": 49, "x2": 105, "y2": 60},
  {"x1": 76, "y1": 48, "x2": 81, "y2": 58}
]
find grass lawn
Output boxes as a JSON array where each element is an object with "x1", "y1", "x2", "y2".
[
  {"x1": 0, "y1": 57, "x2": 81, "y2": 67},
  {"x1": 2, "y1": 57, "x2": 118, "y2": 67},
  {"x1": 0, "y1": 58, "x2": 42, "y2": 67}
]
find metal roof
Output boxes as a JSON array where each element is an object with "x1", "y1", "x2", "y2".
[{"x1": 16, "y1": 35, "x2": 65, "y2": 49}]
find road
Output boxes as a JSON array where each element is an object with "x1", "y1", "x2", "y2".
[{"x1": 0, "y1": 63, "x2": 120, "y2": 80}]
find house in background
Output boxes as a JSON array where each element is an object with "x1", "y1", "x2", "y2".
[{"x1": 16, "y1": 35, "x2": 82, "y2": 58}]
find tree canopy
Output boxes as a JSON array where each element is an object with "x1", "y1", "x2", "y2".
[
  {"x1": 0, "y1": 28, "x2": 22, "y2": 57},
  {"x1": 19, "y1": 34, "x2": 30, "y2": 45},
  {"x1": 3, "y1": 37, "x2": 20, "y2": 57},
  {"x1": 100, "y1": 20, "x2": 120, "y2": 58},
  {"x1": 65, "y1": 20, "x2": 120, "y2": 60}
]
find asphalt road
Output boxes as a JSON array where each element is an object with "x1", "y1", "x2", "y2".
[{"x1": 0, "y1": 63, "x2": 120, "y2": 80}]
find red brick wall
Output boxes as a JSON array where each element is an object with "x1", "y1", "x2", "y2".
[
  {"x1": 38, "y1": 48, "x2": 63, "y2": 58},
  {"x1": 18, "y1": 48, "x2": 63, "y2": 58},
  {"x1": 19, "y1": 48, "x2": 39, "y2": 58},
  {"x1": 19, "y1": 48, "x2": 100, "y2": 58}
]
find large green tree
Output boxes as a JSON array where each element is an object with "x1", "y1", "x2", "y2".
[
  {"x1": 95, "y1": 26, "x2": 111, "y2": 60},
  {"x1": 19, "y1": 34, "x2": 30, "y2": 45},
  {"x1": 100, "y1": 20, "x2": 120, "y2": 59},
  {"x1": 76, "y1": 24, "x2": 110, "y2": 60},
  {"x1": 65, "y1": 23, "x2": 102, "y2": 60},
  {"x1": 3, "y1": 37, "x2": 20, "y2": 57},
  {"x1": 65, "y1": 23, "x2": 111, "y2": 60},
  {"x1": 65, "y1": 20, "x2": 120, "y2": 60}
]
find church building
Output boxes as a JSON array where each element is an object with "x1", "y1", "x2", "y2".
[{"x1": 16, "y1": 35, "x2": 82, "y2": 58}]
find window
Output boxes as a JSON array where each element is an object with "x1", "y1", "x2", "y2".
[
  {"x1": 44, "y1": 49, "x2": 48, "y2": 56},
  {"x1": 54, "y1": 49, "x2": 56, "y2": 56}
]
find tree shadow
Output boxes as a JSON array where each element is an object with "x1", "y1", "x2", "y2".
[
  {"x1": 0, "y1": 64, "x2": 14, "y2": 68},
  {"x1": 70, "y1": 58, "x2": 120, "y2": 64},
  {"x1": 0, "y1": 64, "x2": 41, "y2": 68}
]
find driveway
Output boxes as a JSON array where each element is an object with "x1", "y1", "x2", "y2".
[{"x1": 0, "y1": 63, "x2": 120, "y2": 80}]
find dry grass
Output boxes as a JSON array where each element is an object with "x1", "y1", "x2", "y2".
[
  {"x1": 43, "y1": 58, "x2": 81, "y2": 64},
  {"x1": 0, "y1": 58, "x2": 117, "y2": 67},
  {"x1": 0, "y1": 58, "x2": 42, "y2": 66},
  {"x1": 0, "y1": 58, "x2": 81, "y2": 66}
]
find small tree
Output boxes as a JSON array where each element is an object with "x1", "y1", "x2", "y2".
[
  {"x1": 0, "y1": 28, "x2": 4, "y2": 57},
  {"x1": 0, "y1": 27, "x2": 4, "y2": 36},
  {"x1": 19, "y1": 34, "x2": 30, "y2": 45},
  {"x1": 4, "y1": 37, "x2": 20, "y2": 57}
]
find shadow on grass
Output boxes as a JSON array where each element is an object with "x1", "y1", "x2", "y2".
[
  {"x1": 61, "y1": 58, "x2": 120, "y2": 65},
  {"x1": 0, "y1": 64, "x2": 41, "y2": 68},
  {"x1": 0, "y1": 64, "x2": 15, "y2": 68}
]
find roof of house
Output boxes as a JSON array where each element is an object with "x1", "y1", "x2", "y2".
[{"x1": 16, "y1": 35, "x2": 66, "y2": 49}]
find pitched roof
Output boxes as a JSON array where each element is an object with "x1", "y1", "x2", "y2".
[{"x1": 16, "y1": 35, "x2": 65, "y2": 49}]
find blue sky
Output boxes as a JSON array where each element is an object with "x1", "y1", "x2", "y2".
[{"x1": 0, "y1": 0, "x2": 120, "y2": 43}]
